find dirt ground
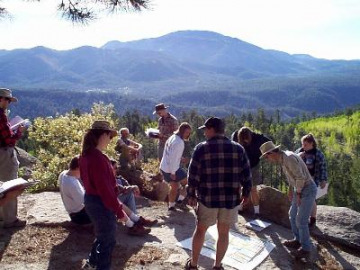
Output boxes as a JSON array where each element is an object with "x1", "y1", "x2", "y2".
[{"x1": 0, "y1": 192, "x2": 359, "y2": 270}]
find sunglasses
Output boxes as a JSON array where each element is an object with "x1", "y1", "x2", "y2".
[{"x1": 2, "y1": 97, "x2": 12, "y2": 103}]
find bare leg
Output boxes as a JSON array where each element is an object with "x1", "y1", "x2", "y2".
[
  {"x1": 214, "y1": 222, "x2": 230, "y2": 267},
  {"x1": 251, "y1": 186, "x2": 260, "y2": 207},
  {"x1": 179, "y1": 178, "x2": 188, "y2": 198},
  {"x1": 169, "y1": 182, "x2": 180, "y2": 204},
  {"x1": 191, "y1": 222, "x2": 208, "y2": 266}
]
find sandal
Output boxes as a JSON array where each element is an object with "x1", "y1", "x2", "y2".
[
  {"x1": 212, "y1": 264, "x2": 224, "y2": 270},
  {"x1": 184, "y1": 258, "x2": 198, "y2": 270}
]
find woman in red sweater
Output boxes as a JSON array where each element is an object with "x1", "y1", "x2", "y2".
[{"x1": 80, "y1": 120, "x2": 148, "y2": 270}]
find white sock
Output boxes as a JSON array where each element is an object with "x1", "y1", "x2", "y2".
[
  {"x1": 254, "y1": 205, "x2": 260, "y2": 214},
  {"x1": 169, "y1": 202, "x2": 176, "y2": 208},
  {"x1": 130, "y1": 213, "x2": 140, "y2": 222},
  {"x1": 125, "y1": 219, "x2": 135, "y2": 228},
  {"x1": 178, "y1": 195, "x2": 185, "y2": 202}
]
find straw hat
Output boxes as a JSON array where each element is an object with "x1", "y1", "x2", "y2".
[
  {"x1": 90, "y1": 120, "x2": 117, "y2": 138},
  {"x1": 0, "y1": 88, "x2": 18, "y2": 102},
  {"x1": 260, "y1": 141, "x2": 281, "y2": 158}
]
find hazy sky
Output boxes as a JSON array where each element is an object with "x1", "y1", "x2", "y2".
[{"x1": 1, "y1": 0, "x2": 360, "y2": 60}]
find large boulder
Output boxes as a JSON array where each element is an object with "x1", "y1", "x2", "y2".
[
  {"x1": 258, "y1": 185, "x2": 291, "y2": 228},
  {"x1": 311, "y1": 205, "x2": 360, "y2": 251},
  {"x1": 16, "y1": 147, "x2": 37, "y2": 168},
  {"x1": 119, "y1": 169, "x2": 170, "y2": 201}
]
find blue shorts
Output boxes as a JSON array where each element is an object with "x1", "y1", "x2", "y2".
[{"x1": 161, "y1": 168, "x2": 187, "y2": 183}]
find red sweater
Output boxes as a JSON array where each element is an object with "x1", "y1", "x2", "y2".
[
  {"x1": 0, "y1": 108, "x2": 22, "y2": 147},
  {"x1": 80, "y1": 148, "x2": 125, "y2": 219}
]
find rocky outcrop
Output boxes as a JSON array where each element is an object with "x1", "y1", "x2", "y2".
[
  {"x1": 16, "y1": 147, "x2": 38, "y2": 168},
  {"x1": 312, "y1": 205, "x2": 360, "y2": 251},
  {"x1": 258, "y1": 185, "x2": 291, "y2": 228},
  {"x1": 119, "y1": 169, "x2": 170, "y2": 201}
]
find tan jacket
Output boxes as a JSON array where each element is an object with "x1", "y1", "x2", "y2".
[{"x1": 281, "y1": 151, "x2": 313, "y2": 193}]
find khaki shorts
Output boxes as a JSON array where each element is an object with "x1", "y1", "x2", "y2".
[
  {"x1": 251, "y1": 165, "x2": 263, "y2": 186},
  {"x1": 196, "y1": 202, "x2": 238, "y2": 227}
]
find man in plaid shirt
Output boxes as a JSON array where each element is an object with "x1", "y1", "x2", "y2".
[
  {"x1": 185, "y1": 117, "x2": 252, "y2": 270},
  {"x1": 0, "y1": 88, "x2": 27, "y2": 228},
  {"x1": 153, "y1": 103, "x2": 179, "y2": 161}
]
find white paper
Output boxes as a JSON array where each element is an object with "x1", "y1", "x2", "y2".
[
  {"x1": 0, "y1": 178, "x2": 37, "y2": 195},
  {"x1": 177, "y1": 224, "x2": 275, "y2": 270},
  {"x1": 316, "y1": 182, "x2": 329, "y2": 199},
  {"x1": 245, "y1": 219, "x2": 272, "y2": 232},
  {"x1": 9, "y1": 116, "x2": 31, "y2": 131}
]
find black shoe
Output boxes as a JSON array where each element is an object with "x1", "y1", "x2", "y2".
[
  {"x1": 290, "y1": 248, "x2": 311, "y2": 260},
  {"x1": 283, "y1": 239, "x2": 301, "y2": 249},
  {"x1": 309, "y1": 217, "x2": 316, "y2": 227},
  {"x1": 168, "y1": 206, "x2": 176, "y2": 211}
]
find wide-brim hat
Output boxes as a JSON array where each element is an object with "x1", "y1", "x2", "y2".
[
  {"x1": 90, "y1": 120, "x2": 117, "y2": 138},
  {"x1": 153, "y1": 103, "x2": 169, "y2": 115},
  {"x1": 260, "y1": 141, "x2": 281, "y2": 159},
  {"x1": 0, "y1": 88, "x2": 18, "y2": 102}
]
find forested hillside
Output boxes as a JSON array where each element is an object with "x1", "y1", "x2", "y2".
[{"x1": 19, "y1": 104, "x2": 360, "y2": 211}]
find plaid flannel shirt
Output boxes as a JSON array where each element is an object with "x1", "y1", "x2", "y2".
[
  {"x1": 296, "y1": 147, "x2": 328, "y2": 185},
  {"x1": 158, "y1": 113, "x2": 178, "y2": 146},
  {"x1": 187, "y1": 135, "x2": 252, "y2": 209},
  {"x1": 0, "y1": 108, "x2": 22, "y2": 147}
]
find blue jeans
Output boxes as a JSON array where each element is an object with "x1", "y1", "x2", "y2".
[
  {"x1": 118, "y1": 191, "x2": 137, "y2": 214},
  {"x1": 289, "y1": 181, "x2": 317, "y2": 251},
  {"x1": 84, "y1": 195, "x2": 117, "y2": 270}
]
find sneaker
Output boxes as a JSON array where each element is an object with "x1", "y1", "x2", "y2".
[
  {"x1": 290, "y1": 248, "x2": 311, "y2": 259},
  {"x1": 4, "y1": 218, "x2": 26, "y2": 228},
  {"x1": 309, "y1": 217, "x2": 316, "y2": 227},
  {"x1": 184, "y1": 258, "x2": 198, "y2": 270},
  {"x1": 128, "y1": 223, "x2": 151, "y2": 236},
  {"x1": 137, "y1": 216, "x2": 158, "y2": 227},
  {"x1": 176, "y1": 200, "x2": 190, "y2": 212},
  {"x1": 283, "y1": 239, "x2": 301, "y2": 249},
  {"x1": 168, "y1": 206, "x2": 176, "y2": 211},
  {"x1": 81, "y1": 259, "x2": 96, "y2": 269}
]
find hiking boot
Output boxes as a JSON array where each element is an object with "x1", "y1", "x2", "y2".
[
  {"x1": 290, "y1": 248, "x2": 311, "y2": 260},
  {"x1": 176, "y1": 200, "x2": 190, "y2": 212},
  {"x1": 137, "y1": 216, "x2": 158, "y2": 227},
  {"x1": 283, "y1": 239, "x2": 301, "y2": 249},
  {"x1": 128, "y1": 223, "x2": 151, "y2": 236},
  {"x1": 309, "y1": 217, "x2": 316, "y2": 227},
  {"x1": 184, "y1": 258, "x2": 198, "y2": 270},
  {"x1": 4, "y1": 218, "x2": 26, "y2": 228},
  {"x1": 212, "y1": 264, "x2": 224, "y2": 270}
]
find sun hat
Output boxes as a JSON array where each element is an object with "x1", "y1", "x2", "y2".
[
  {"x1": 153, "y1": 103, "x2": 169, "y2": 115},
  {"x1": 90, "y1": 120, "x2": 117, "y2": 138},
  {"x1": 198, "y1": 117, "x2": 224, "y2": 132},
  {"x1": 0, "y1": 88, "x2": 18, "y2": 102},
  {"x1": 260, "y1": 141, "x2": 281, "y2": 158}
]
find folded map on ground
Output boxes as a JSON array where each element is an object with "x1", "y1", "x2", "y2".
[
  {"x1": 0, "y1": 178, "x2": 37, "y2": 195},
  {"x1": 245, "y1": 219, "x2": 272, "y2": 232}
]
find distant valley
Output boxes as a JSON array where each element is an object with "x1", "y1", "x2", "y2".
[{"x1": 1, "y1": 30, "x2": 360, "y2": 118}]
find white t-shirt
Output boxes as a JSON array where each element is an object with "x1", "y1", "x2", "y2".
[
  {"x1": 160, "y1": 134, "x2": 184, "y2": 174},
  {"x1": 59, "y1": 170, "x2": 85, "y2": 214}
]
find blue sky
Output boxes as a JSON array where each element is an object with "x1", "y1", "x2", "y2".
[{"x1": 1, "y1": 0, "x2": 360, "y2": 60}]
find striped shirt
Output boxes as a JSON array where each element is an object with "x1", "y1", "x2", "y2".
[{"x1": 187, "y1": 135, "x2": 252, "y2": 209}]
